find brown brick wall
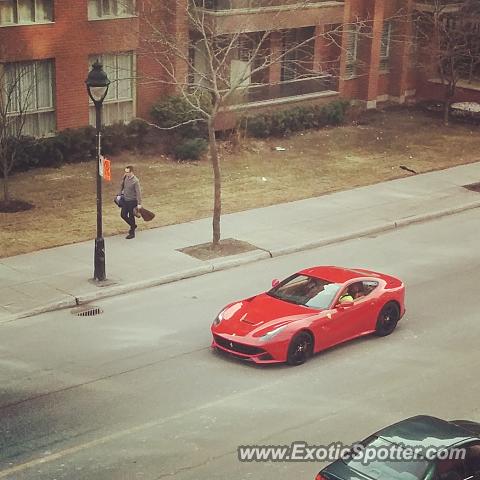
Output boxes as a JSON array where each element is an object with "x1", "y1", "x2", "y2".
[{"x1": 0, "y1": 0, "x2": 164, "y2": 130}]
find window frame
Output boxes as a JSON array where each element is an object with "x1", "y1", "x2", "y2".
[
  {"x1": 0, "y1": 0, "x2": 54, "y2": 27},
  {"x1": 88, "y1": 51, "x2": 136, "y2": 126},
  {"x1": 379, "y1": 21, "x2": 393, "y2": 72},
  {"x1": 88, "y1": 0, "x2": 136, "y2": 20},
  {"x1": 3, "y1": 59, "x2": 56, "y2": 138},
  {"x1": 344, "y1": 28, "x2": 359, "y2": 79}
]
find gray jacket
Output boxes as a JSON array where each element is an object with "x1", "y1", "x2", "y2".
[{"x1": 121, "y1": 175, "x2": 142, "y2": 204}]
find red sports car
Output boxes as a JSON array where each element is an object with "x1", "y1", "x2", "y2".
[{"x1": 211, "y1": 266, "x2": 405, "y2": 365}]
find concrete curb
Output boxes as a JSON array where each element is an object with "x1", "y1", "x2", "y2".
[
  {"x1": 10, "y1": 297, "x2": 77, "y2": 323},
  {"x1": 268, "y1": 222, "x2": 396, "y2": 258},
  {"x1": 6, "y1": 199, "x2": 480, "y2": 320},
  {"x1": 210, "y1": 250, "x2": 271, "y2": 271},
  {"x1": 393, "y1": 200, "x2": 480, "y2": 228},
  {"x1": 75, "y1": 264, "x2": 214, "y2": 305}
]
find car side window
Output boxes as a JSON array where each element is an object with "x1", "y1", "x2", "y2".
[
  {"x1": 465, "y1": 443, "x2": 480, "y2": 477},
  {"x1": 436, "y1": 458, "x2": 467, "y2": 480},
  {"x1": 362, "y1": 281, "x2": 379, "y2": 296},
  {"x1": 336, "y1": 280, "x2": 380, "y2": 305}
]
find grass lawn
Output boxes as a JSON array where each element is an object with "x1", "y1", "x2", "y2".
[{"x1": 1, "y1": 107, "x2": 479, "y2": 258}]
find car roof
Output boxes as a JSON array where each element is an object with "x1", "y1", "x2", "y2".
[
  {"x1": 299, "y1": 266, "x2": 372, "y2": 284},
  {"x1": 375, "y1": 415, "x2": 479, "y2": 449}
]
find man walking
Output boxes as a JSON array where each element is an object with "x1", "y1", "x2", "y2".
[{"x1": 119, "y1": 165, "x2": 142, "y2": 239}]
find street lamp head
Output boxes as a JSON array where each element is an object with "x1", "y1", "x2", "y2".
[{"x1": 86, "y1": 60, "x2": 111, "y2": 104}]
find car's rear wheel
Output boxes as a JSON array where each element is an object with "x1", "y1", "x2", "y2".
[
  {"x1": 287, "y1": 332, "x2": 313, "y2": 366},
  {"x1": 374, "y1": 302, "x2": 400, "y2": 337}
]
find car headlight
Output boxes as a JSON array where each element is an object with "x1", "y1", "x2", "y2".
[
  {"x1": 261, "y1": 325, "x2": 287, "y2": 340},
  {"x1": 213, "y1": 310, "x2": 225, "y2": 327}
]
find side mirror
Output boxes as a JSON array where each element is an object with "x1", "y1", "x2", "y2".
[
  {"x1": 335, "y1": 301, "x2": 354, "y2": 310},
  {"x1": 271, "y1": 279, "x2": 280, "y2": 288}
]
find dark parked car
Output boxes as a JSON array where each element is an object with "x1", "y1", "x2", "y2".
[{"x1": 316, "y1": 416, "x2": 480, "y2": 480}]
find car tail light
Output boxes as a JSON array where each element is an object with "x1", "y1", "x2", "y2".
[{"x1": 315, "y1": 474, "x2": 327, "y2": 480}]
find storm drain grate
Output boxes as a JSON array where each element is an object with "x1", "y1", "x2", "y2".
[
  {"x1": 71, "y1": 306, "x2": 103, "y2": 317},
  {"x1": 463, "y1": 182, "x2": 480, "y2": 193}
]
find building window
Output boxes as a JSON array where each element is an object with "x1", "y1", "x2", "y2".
[
  {"x1": 88, "y1": 0, "x2": 135, "y2": 19},
  {"x1": 281, "y1": 28, "x2": 315, "y2": 82},
  {"x1": 0, "y1": 0, "x2": 53, "y2": 26},
  {"x1": 3, "y1": 59, "x2": 56, "y2": 137},
  {"x1": 88, "y1": 52, "x2": 135, "y2": 126},
  {"x1": 379, "y1": 22, "x2": 392, "y2": 71},
  {"x1": 344, "y1": 29, "x2": 359, "y2": 78}
]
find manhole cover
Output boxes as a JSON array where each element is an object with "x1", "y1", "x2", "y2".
[
  {"x1": 71, "y1": 306, "x2": 103, "y2": 317},
  {"x1": 463, "y1": 182, "x2": 480, "y2": 193}
]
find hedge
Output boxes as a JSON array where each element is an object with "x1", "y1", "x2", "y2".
[
  {"x1": 241, "y1": 99, "x2": 350, "y2": 138},
  {"x1": 1, "y1": 119, "x2": 150, "y2": 177}
]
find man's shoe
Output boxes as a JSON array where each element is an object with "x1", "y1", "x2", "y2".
[{"x1": 126, "y1": 232, "x2": 135, "y2": 239}]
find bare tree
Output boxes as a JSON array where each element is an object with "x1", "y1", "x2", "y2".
[
  {"x1": 414, "y1": 0, "x2": 480, "y2": 124},
  {"x1": 139, "y1": 0, "x2": 406, "y2": 245},
  {"x1": 138, "y1": 0, "x2": 347, "y2": 245},
  {"x1": 0, "y1": 61, "x2": 34, "y2": 204}
]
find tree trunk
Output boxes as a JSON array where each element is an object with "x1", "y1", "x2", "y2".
[
  {"x1": 443, "y1": 99, "x2": 450, "y2": 126},
  {"x1": 208, "y1": 119, "x2": 221, "y2": 246},
  {"x1": 443, "y1": 81, "x2": 455, "y2": 126},
  {"x1": 2, "y1": 168, "x2": 9, "y2": 203}
]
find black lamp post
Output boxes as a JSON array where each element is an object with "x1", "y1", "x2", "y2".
[{"x1": 86, "y1": 61, "x2": 110, "y2": 282}]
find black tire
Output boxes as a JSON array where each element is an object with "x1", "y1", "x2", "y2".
[
  {"x1": 374, "y1": 302, "x2": 400, "y2": 337},
  {"x1": 286, "y1": 332, "x2": 313, "y2": 366}
]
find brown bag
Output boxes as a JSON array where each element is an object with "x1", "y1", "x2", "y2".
[{"x1": 139, "y1": 207, "x2": 155, "y2": 222}]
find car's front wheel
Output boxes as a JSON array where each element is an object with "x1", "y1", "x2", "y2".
[
  {"x1": 374, "y1": 302, "x2": 400, "y2": 337},
  {"x1": 287, "y1": 332, "x2": 313, "y2": 366}
]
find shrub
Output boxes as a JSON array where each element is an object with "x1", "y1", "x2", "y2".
[
  {"x1": 1, "y1": 136, "x2": 38, "y2": 176},
  {"x1": 173, "y1": 138, "x2": 208, "y2": 161},
  {"x1": 243, "y1": 115, "x2": 270, "y2": 138},
  {"x1": 2, "y1": 117, "x2": 149, "y2": 176},
  {"x1": 54, "y1": 127, "x2": 96, "y2": 163},
  {"x1": 151, "y1": 93, "x2": 211, "y2": 139},
  {"x1": 241, "y1": 99, "x2": 350, "y2": 138},
  {"x1": 102, "y1": 123, "x2": 129, "y2": 155},
  {"x1": 125, "y1": 118, "x2": 150, "y2": 149}
]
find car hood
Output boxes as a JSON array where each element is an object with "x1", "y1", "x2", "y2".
[{"x1": 214, "y1": 293, "x2": 319, "y2": 338}]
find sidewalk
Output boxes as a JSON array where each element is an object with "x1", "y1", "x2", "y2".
[{"x1": 2, "y1": 161, "x2": 480, "y2": 323}]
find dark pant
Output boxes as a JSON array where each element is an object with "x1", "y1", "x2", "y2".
[{"x1": 121, "y1": 199, "x2": 138, "y2": 232}]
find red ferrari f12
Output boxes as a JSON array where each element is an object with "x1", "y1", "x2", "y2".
[{"x1": 211, "y1": 266, "x2": 405, "y2": 365}]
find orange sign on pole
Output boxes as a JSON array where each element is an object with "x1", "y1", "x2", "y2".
[{"x1": 103, "y1": 158, "x2": 111, "y2": 182}]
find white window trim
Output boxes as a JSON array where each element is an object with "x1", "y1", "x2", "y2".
[
  {"x1": 344, "y1": 29, "x2": 359, "y2": 79},
  {"x1": 379, "y1": 22, "x2": 392, "y2": 72}
]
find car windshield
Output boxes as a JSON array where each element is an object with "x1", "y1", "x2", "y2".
[
  {"x1": 267, "y1": 274, "x2": 341, "y2": 309},
  {"x1": 345, "y1": 437, "x2": 430, "y2": 480}
]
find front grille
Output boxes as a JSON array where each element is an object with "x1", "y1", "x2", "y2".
[{"x1": 213, "y1": 335, "x2": 264, "y2": 356}]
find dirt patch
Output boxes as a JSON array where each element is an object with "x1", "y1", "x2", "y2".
[
  {"x1": 179, "y1": 238, "x2": 258, "y2": 261},
  {"x1": 0, "y1": 199, "x2": 35, "y2": 213},
  {"x1": 1, "y1": 107, "x2": 480, "y2": 258}
]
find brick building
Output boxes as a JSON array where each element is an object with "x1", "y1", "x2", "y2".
[
  {"x1": 1, "y1": 0, "x2": 479, "y2": 137},
  {"x1": 0, "y1": 0, "x2": 166, "y2": 136}
]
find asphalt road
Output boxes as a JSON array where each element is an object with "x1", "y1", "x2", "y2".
[{"x1": 1, "y1": 208, "x2": 479, "y2": 480}]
